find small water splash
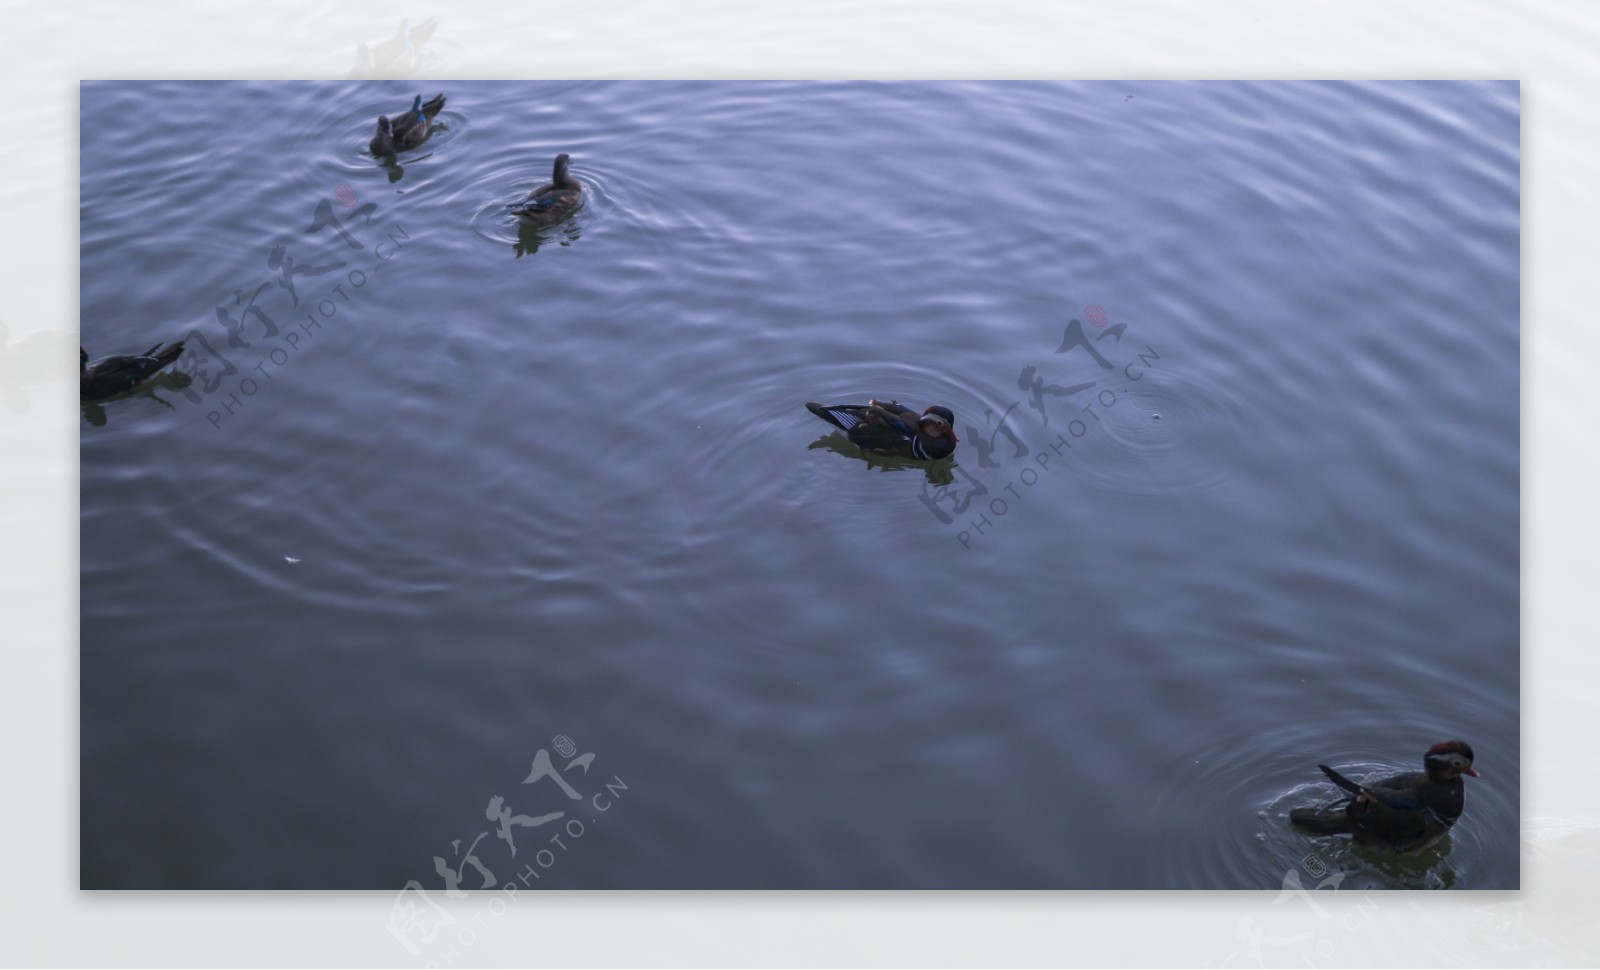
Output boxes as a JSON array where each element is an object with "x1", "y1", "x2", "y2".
[{"x1": 1059, "y1": 367, "x2": 1260, "y2": 499}]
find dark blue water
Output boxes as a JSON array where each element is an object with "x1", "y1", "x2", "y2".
[{"x1": 79, "y1": 80, "x2": 1518, "y2": 891}]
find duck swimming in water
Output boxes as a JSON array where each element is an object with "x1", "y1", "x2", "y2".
[
  {"x1": 508, "y1": 153, "x2": 583, "y2": 226},
  {"x1": 80, "y1": 342, "x2": 185, "y2": 400},
  {"x1": 369, "y1": 93, "x2": 445, "y2": 155},
  {"x1": 806, "y1": 400, "x2": 958, "y2": 461},
  {"x1": 1289, "y1": 740, "x2": 1479, "y2": 853}
]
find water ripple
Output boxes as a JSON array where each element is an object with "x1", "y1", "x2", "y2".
[{"x1": 79, "y1": 80, "x2": 1520, "y2": 889}]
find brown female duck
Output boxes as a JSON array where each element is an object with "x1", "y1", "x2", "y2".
[
  {"x1": 508, "y1": 153, "x2": 583, "y2": 226},
  {"x1": 369, "y1": 93, "x2": 446, "y2": 155}
]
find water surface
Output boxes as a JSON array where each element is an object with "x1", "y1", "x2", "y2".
[{"x1": 79, "y1": 80, "x2": 1519, "y2": 890}]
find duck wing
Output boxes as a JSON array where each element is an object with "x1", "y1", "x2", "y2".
[
  {"x1": 813, "y1": 403, "x2": 916, "y2": 432},
  {"x1": 806, "y1": 402, "x2": 913, "y2": 435},
  {"x1": 509, "y1": 186, "x2": 559, "y2": 212},
  {"x1": 389, "y1": 95, "x2": 443, "y2": 135},
  {"x1": 509, "y1": 184, "x2": 581, "y2": 219},
  {"x1": 1363, "y1": 771, "x2": 1433, "y2": 811},
  {"x1": 1325, "y1": 768, "x2": 1443, "y2": 847},
  {"x1": 807, "y1": 402, "x2": 926, "y2": 457},
  {"x1": 1325, "y1": 765, "x2": 1436, "y2": 809},
  {"x1": 807, "y1": 402, "x2": 868, "y2": 431}
]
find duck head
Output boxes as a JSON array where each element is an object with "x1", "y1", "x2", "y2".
[
  {"x1": 372, "y1": 115, "x2": 394, "y2": 151},
  {"x1": 920, "y1": 405, "x2": 958, "y2": 441},
  {"x1": 80, "y1": 346, "x2": 90, "y2": 375},
  {"x1": 552, "y1": 153, "x2": 573, "y2": 188},
  {"x1": 1423, "y1": 740, "x2": 1478, "y2": 782}
]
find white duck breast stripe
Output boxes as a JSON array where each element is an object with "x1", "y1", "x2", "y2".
[{"x1": 912, "y1": 437, "x2": 928, "y2": 460}]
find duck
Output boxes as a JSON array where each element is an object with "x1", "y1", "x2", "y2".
[
  {"x1": 81, "y1": 342, "x2": 185, "y2": 401},
  {"x1": 806, "y1": 400, "x2": 959, "y2": 461},
  {"x1": 508, "y1": 153, "x2": 583, "y2": 225},
  {"x1": 369, "y1": 93, "x2": 446, "y2": 156},
  {"x1": 1289, "y1": 740, "x2": 1478, "y2": 853}
]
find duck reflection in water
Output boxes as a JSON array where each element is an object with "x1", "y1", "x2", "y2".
[
  {"x1": 372, "y1": 148, "x2": 441, "y2": 186},
  {"x1": 80, "y1": 370, "x2": 193, "y2": 427},
  {"x1": 807, "y1": 434, "x2": 957, "y2": 485},
  {"x1": 513, "y1": 220, "x2": 582, "y2": 258}
]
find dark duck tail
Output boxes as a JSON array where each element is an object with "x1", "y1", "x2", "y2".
[
  {"x1": 805, "y1": 400, "x2": 958, "y2": 461},
  {"x1": 1289, "y1": 765, "x2": 1364, "y2": 834},
  {"x1": 80, "y1": 342, "x2": 185, "y2": 400},
  {"x1": 415, "y1": 93, "x2": 446, "y2": 120},
  {"x1": 805, "y1": 402, "x2": 864, "y2": 431},
  {"x1": 1280, "y1": 774, "x2": 1356, "y2": 838},
  {"x1": 1289, "y1": 805, "x2": 1354, "y2": 835}
]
